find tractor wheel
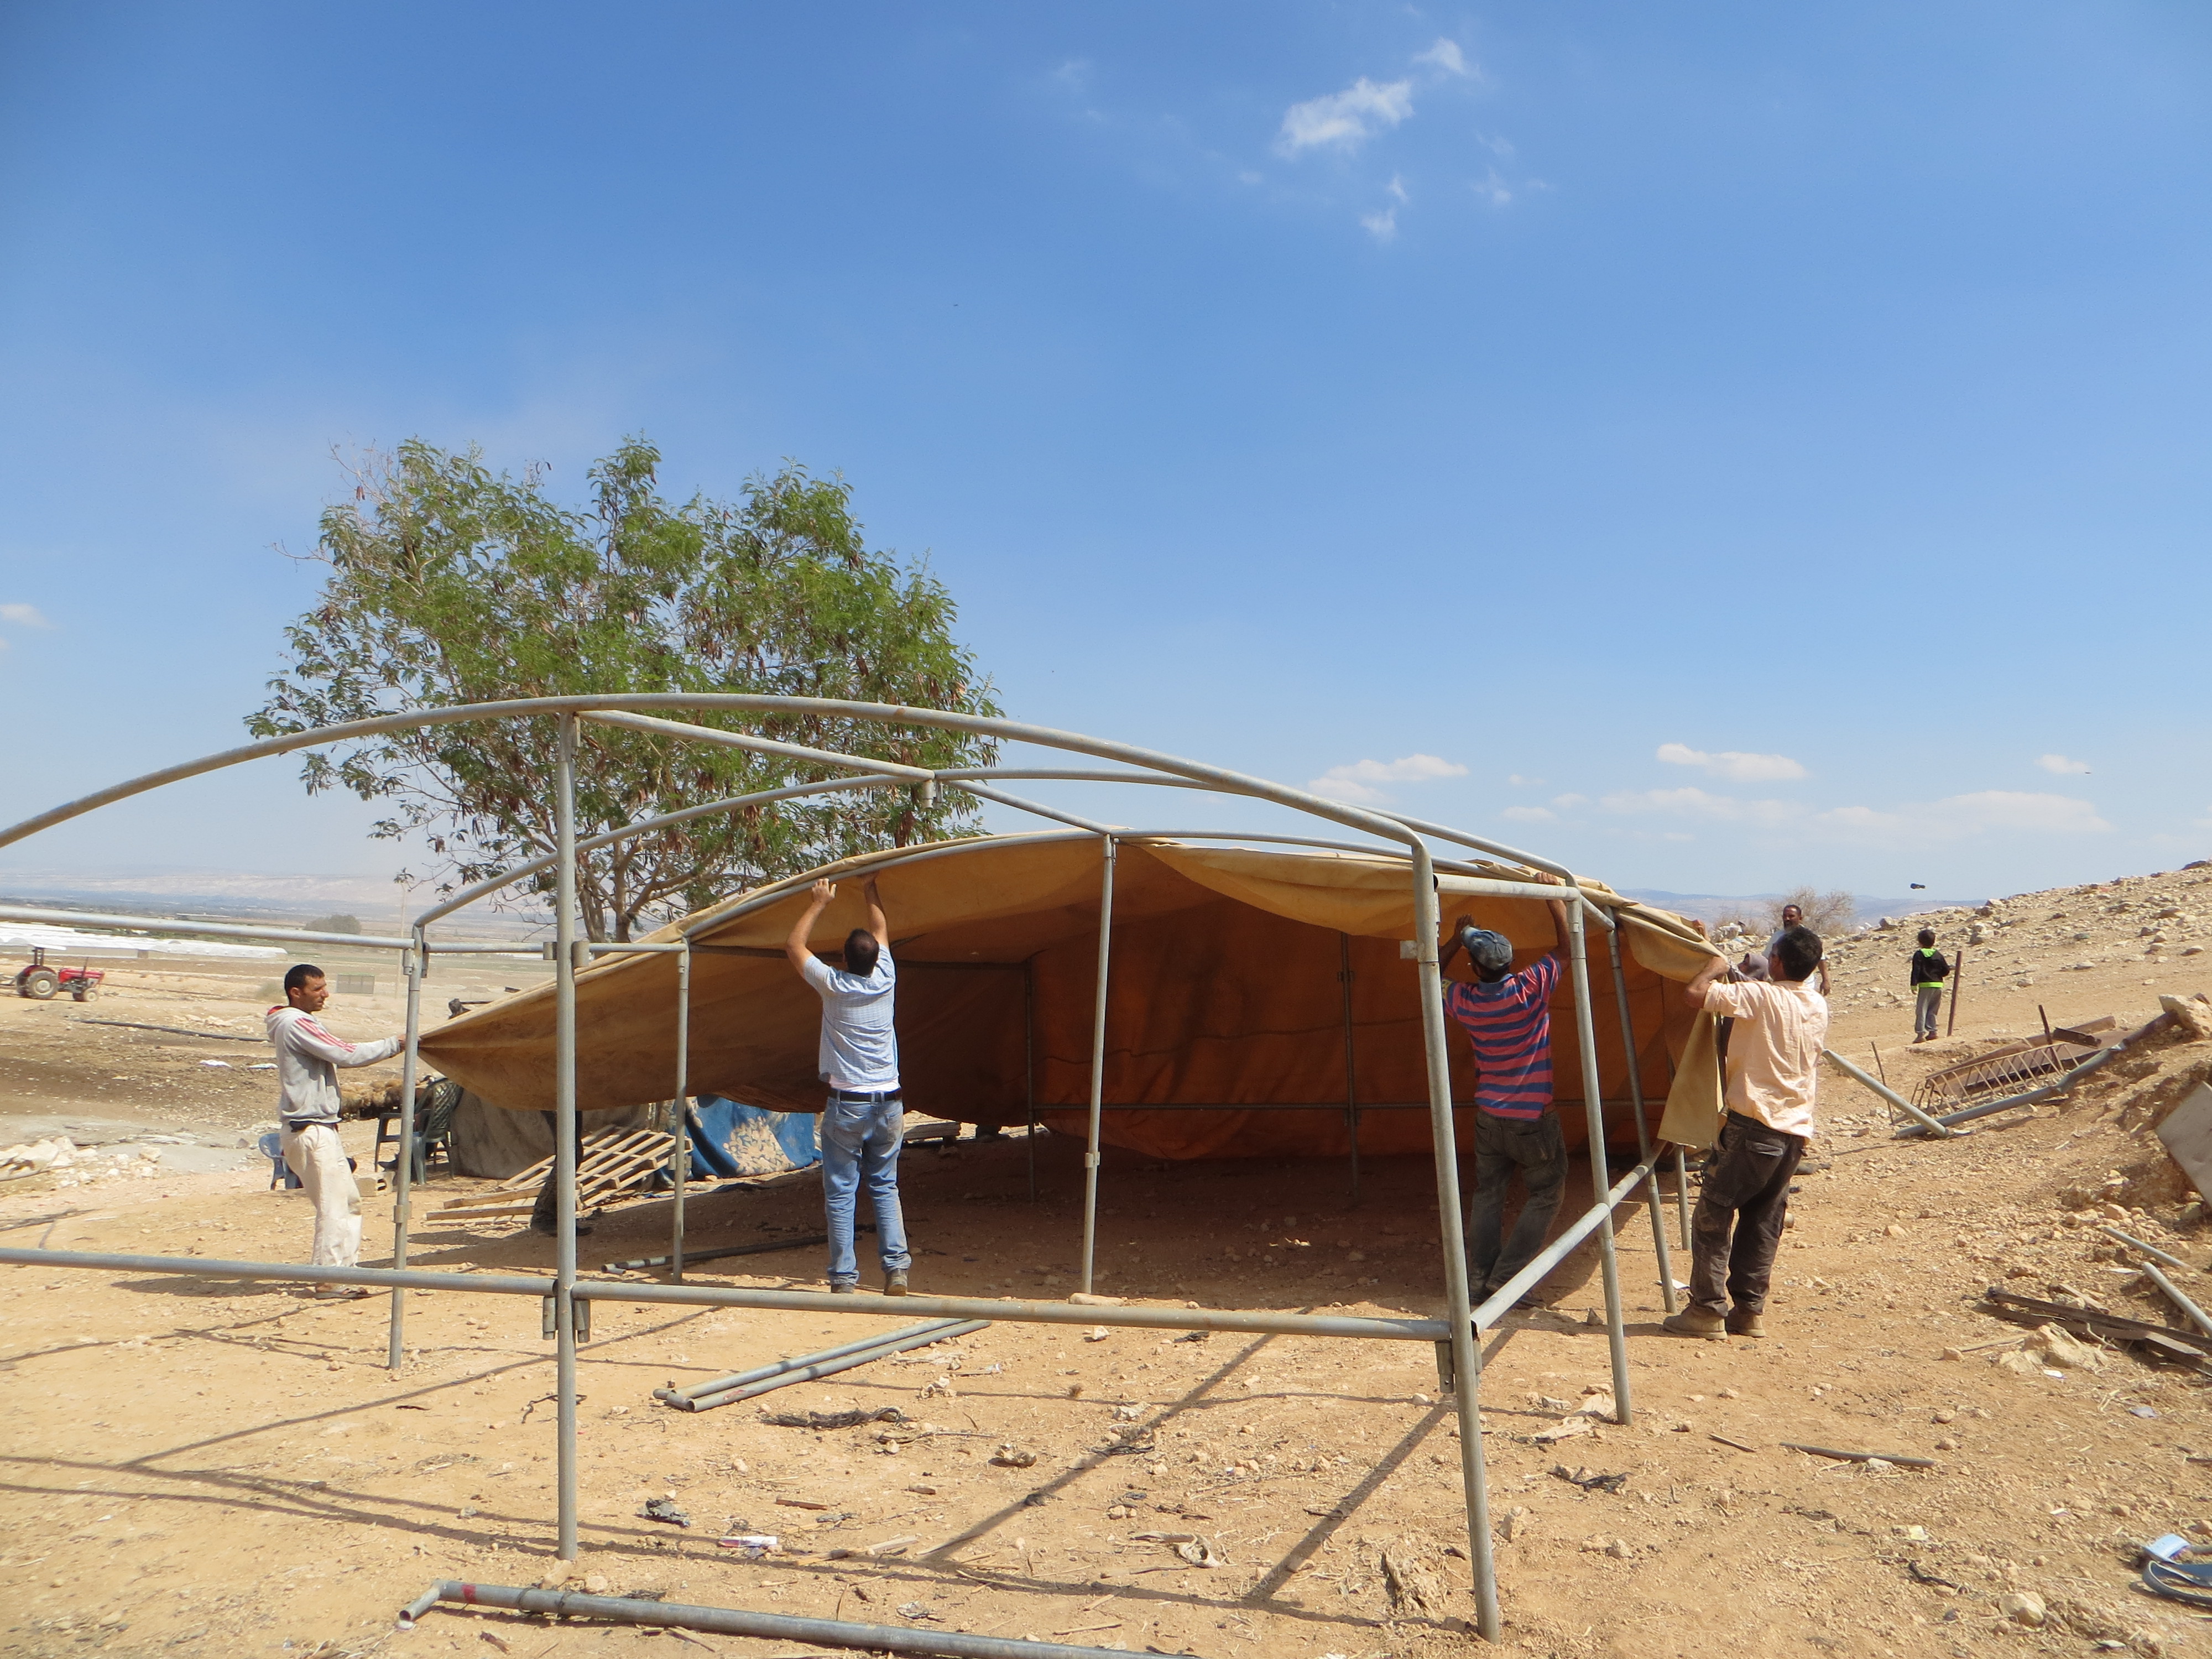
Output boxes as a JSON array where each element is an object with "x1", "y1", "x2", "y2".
[
  {"x1": 72, "y1": 983, "x2": 96, "y2": 1003},
  {"x1": 20, "y1": 968, "x2": 59, "y2": 1000}
]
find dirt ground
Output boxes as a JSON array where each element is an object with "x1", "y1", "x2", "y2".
[{"x1": 6, "y1": 870, "x2": 2212, "y2": 1659}]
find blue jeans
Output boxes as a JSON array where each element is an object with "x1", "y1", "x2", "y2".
[{"x1": 822, "y1": 1093, "x2": 911, "y2": 1285}]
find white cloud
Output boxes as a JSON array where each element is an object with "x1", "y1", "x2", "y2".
[
  {"x1": 1601, "y1": 783, "x2": 2110, "y2": 848},
  {"x1": 1506, "y1": 774, "x2": 1544, "y2": 788},
  {"x1": 1655, "y1": 741, "x2": 1808, "y2": 782},
  {"x1": 1499, "y1": 805, "x2": 1555, "y2": 823},
  {"x1": 0, "y1": 603, "x2": 53, "y2": 628},
  {"x1": 2036, "y1": 753, "x2": 2092, "y2": 775},
  {"x1": 1470, "y1": 168, "x2": 1514, "y2": 207},
  {"x1": 1277, "y1": 77, "x2": 1415, "y2": 155},
  {"x1": 1415, "y1": 38, "x2": 1469, "y2": 77},
  {"x1": 1359, "y1": 207, "x2": 1398, "y2": 242},
  {"x1": 1550, "y1": 792, "x2": 1589, "y2": 809},
  {"x1": 1308, "y1": 753, "x2": 1468, "y2": 803}
]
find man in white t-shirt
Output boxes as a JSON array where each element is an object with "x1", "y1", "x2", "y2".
[
  {"x1": 785, "y1": 875, "x2": 912, "y2": 1295},
  {"x1": 1663, "y1": 925, "x2": 1830, "y2": 1341}
]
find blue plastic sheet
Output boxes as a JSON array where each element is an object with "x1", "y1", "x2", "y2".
[{"x1": 687, "y1": 1094, "x2": 820, "y2": 1179}]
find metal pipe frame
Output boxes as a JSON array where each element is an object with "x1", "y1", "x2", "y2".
[
  {"x1": 1819, "y1": 1047, "x2": 1964, "y2": 1139},
  {"x1": 1566, "y1": 897, "x2": 1634, "y2": 1427},
  {"x1": 385, "y1": 929, "x2": 426, "y2": 1368},
  {"x1": 1472, "y1": 1154, "x2": 1662, "y2": 1329},
  {"x1": 660, "y1": 1316, "x2": 975, "y2": 1404},
  {"x1": 0, "y1": 691, "x2": 1688, "y2": 1640},
  {"x1": 672, "y1": 1318, "x2": 994, "y2": 1412}
]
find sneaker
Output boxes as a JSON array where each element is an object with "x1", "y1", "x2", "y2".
[
  {"x1": 829, "y1": 1281, "x2": 859, "y2": 1295},
  {"x1": 885, "y1": 1270, "x2": 909, "y2": 1296},
  {"x1": 1662, "y1": 1306, "x2": 1730, "y2": 1340},
  {"x1": 1725, "y1": 1307, "x2": 1767, "y2": 1338}
]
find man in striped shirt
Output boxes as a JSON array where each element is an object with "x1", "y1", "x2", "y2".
[{"x1": 1441, "y1": 874, "x2": 1571, "y2": 1305}]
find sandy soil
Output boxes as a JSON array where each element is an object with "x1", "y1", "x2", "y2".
[{"x1": 5, "y1": 872, "x2": 2212, "y2": 1659}]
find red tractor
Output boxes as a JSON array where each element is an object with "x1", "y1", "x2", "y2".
[{"x1": 13, "y1": 947, "x2": 103, "y2": 1002}]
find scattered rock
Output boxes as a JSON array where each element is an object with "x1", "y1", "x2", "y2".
[
  {"x1": 1379, "y1": 1541, "x2": 1450, "y2": 1618},
  {"x1": 1499, "y1": 1505, "x2": 1531, "y2": 1543},
  {"x1": 2160, "y1": 994, "x2": 2212, "y2": 1042},
  {"x1": 2000, "y1": 1590, "x2": 2045, "y2": 1628}
]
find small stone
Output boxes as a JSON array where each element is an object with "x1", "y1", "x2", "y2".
[
  {"x1": 1884, "y1": 1224, "x2": 1906, "y2": 1237},
  {"x1": 582, "y1": 1573, "x2": 609, "y2": 1594},
  {"x1": 1605, "y1": 1538, "x2": 1634, "y2": 1559},
  {"x1": 1934, "y1": 1437, "x2": 1960, "y2": 1451},
  {"x1": 2000, "y1": 1591, "x2": 2046, "y2": 1629},
  {"x1": 1499, "y1": 1505, "x2": 1531, "y2": 1543}
]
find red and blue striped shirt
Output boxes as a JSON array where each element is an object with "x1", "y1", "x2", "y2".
[{"x1": 1441, "y1": 953, "x2": 1559, "y2": 1120}]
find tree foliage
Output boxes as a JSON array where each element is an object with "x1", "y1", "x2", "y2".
[{"x1": 251, "y1": 438, "x2": 1000, "y2": 940}]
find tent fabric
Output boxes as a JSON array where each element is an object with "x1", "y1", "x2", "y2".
[{"x1": 419, "y1": 835, "x2": 1724, "y2": 1161}]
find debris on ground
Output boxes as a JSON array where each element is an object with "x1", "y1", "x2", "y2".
[{"x1": 639, "y1": 1497, "x2": 691, "y2": 1527}]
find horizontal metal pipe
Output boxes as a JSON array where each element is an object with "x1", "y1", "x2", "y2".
[
  {"x1": 948, "y1": 780, "x2": 1118, "y2": 836},
  {"x1": 672, "y1": 1319, "x2": 991, "y2": 1411},
  {"x1": 0, "y1": 904, "x2": 527, "y2": 956},
  {"x1": 1819, "y1": 1047, "x2": 1963, "y2": 1138},
  {"x1": 1353, "y1": 808, "x2": 1575, "y2": 885},
  {"x1": 2143, "y1": 1262, "x2": 2212, "y2": 1342},
  {"x1": 583, "y1": 941, "x2": 688, "y2": 954},
  {"x1": 410, "y1": 775, "x2": 907, "y2": 929},
  {"x1": 1472, "y1": 1155, "x2": 1660, "y2": 1330},
  {"x1": 408, "y1": 1582, "x2": 1159, "y2": 1659},
  {"x1": 665, "y1": 1316, "x2": 974, "y2": 1402},
  {"x1": 0, "y1": 1246, "x2": 1449, "y2": 1341}
]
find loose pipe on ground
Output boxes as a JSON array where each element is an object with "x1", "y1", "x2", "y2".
[
  {"x1": 2142, "y1": 1262, "x2": 2212, "y2": 1342},
  {"x1": 670, "y1": 1319, "x2": 993, "y2": 1412},
  {"x1": 660, "y1": 1316, "x2": 975, "y2": 1404},
  {"x1": 1819, "y1": 1047, "x2": 1963, "y2": 1138},
  {"x1": 1567, "y1": 897, "x2": 1634, "y2": 1426},
  {"x1": 400, "y1": 1582, "x2": 1163, "y2": 1659}
]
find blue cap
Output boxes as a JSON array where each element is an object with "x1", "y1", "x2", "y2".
[{"x1": 1461, "y1": 927, "x2": 1514, "y2": 972}]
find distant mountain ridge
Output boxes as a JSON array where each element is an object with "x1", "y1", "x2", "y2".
[{"x1": 1619, "y1": 888, "x2": 1978, "y2": 929}]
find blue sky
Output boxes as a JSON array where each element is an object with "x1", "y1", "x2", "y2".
[{"x1": 3, "y1": 2, "x2": 2209, "y2": 904}]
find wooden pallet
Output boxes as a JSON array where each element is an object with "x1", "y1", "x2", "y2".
[{"x1": 436, "y1": 1127, "x2": 675, "y2": 1220}]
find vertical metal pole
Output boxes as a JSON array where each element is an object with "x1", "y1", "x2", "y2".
[
  {"x1": 1338, "y1": 933, "x2": 1361, "y2": 1206},
  {"x1": 553, "y1": 713, "x2": 581, "y2": 1561},
  {"x1": 1606, "y1": 925, "x2": 1677, "y2": 1316},
  {"x1": 384, "y1": 929, "x2": 424, "y2": 1369},
  {"x1": 1567, "y1": 898, "x2": 1632, "y2": 1426},
  {"x1": 670, "y1": 941, "x2": 691, "y2": 1284},
  {"x1": 1078, "y1": 837, "x2": 1117, "y2": 1296},
  {"x1": 1676, "y1": 1147, "x2": 1692, "y2": 1250},
  {"x1": 1023, "y1": 961, "x2": 1037, "y2": 1204},
  {"x1": 1412, "y1": 847, "x2": 1498, "y2": 1643}
]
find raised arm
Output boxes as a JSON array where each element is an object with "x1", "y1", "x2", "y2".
[
  {"x1": 1683, "y1": 953, "x2": 1728, "y2": 1015},
  {"x1": 1530, "y1": 869, "x2": 1569, "y2": 953},
  {"x1": 785, "y1": 878, "x2": 836, "y2": 979},
  {"x1": 864, "y1": 876, "x2": 887, "y2": 948}
]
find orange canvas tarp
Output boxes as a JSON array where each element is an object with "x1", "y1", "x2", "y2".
[{"x1": 419, "y1": 836, "x2": 1723, "y2": 1161}]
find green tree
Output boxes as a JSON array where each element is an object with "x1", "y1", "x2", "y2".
[{"x1": 251, "y1": 437, "x2": 1000, "y2": 941}]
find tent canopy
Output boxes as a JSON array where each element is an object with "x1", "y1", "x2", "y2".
[{"x1": 419, "y1": 835, "x2": 1721, "y2": 1160}]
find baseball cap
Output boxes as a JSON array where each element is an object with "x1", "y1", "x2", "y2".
[{"x1": 1460, "y1": 927, "x2": 1514, "y2": 972}]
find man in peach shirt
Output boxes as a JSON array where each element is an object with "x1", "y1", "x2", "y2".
[{"x1": 1664, "y1": 925, "x2": 1829, "y2": 1340}]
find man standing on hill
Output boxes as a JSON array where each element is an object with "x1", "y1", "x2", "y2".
[
  {"x1": 786, "y1": 875, "x2": 912, "y2": 1295},
  {"x1": 1910, "y1": 928, "x2": 1951, "y2": 1043},
  {"x1": 267, "y1": 963, "x2": 404, "y2": 1296},
  {"x1": 1439, "y1": 873, "x2": 1572, "y2": 1306},
  {"x1": 1666, "y1": 926, "x2": 1829, "y2": 1339}
]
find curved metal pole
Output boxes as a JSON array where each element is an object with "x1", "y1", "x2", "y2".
[
  {"x1": 1567, "y1": 897, "x2": 1633, "y2": 1427},
  {"x1": 0, "y1": 693, "x2": 1438, "y2": 860},
  {"x1": 1412, "y1": 844, "x2": 1497, "y2": 1642},
  {"x1": 1339, "y1": 932, "x2": 1360, "y2": 1206},
  {"x1": 1078, "y1": 837, "x2": 1117, "y2": 1296},
  {"x1": 412, "y1": 774, "x2": 910, "y2": 930},
  {"x1": 553, "y1": 713, "x2": 581, "y2": 1561},
  {"x1": 671, "y1": 940, "x2": 691, "y2": 1283},
  {"x1": 385, "y1": 929, "x2": 425, "y2": 1369},
  {"x1": 1607, "y1": 925, "x2": 1677, "y2": 1316}
]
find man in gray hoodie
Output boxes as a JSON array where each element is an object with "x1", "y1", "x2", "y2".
[{"x1": 265, "y1": 963, "x2": 403, "y2": 1296}]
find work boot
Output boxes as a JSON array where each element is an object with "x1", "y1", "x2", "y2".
[
  {"x1": 885, "y1": 1270, "x2": 910, "y2": 1296},
  {"x1": 1662, "y1": 1306, "x2": 1729, "y2": 1340},
  {"x1": 1725, "y1": 1307, "x2": 1767, "y2": 1338},
  {"x1": 829, "y1": 1281, "x2": 858, "y2": 1295}
]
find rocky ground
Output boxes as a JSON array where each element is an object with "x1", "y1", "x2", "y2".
[{"x1": 5, "y1": 871, "x2": 2212, "y2": 1659}]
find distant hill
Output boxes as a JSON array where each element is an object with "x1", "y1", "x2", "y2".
[{"x1": 1619, "y1": 889, "x2": 1979, "y2": 930}]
